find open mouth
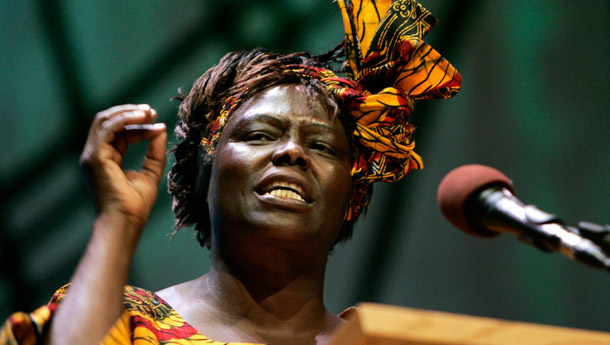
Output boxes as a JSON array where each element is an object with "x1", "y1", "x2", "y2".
[{"x1": 262, "y1": 182, "x2": 308, "y2": 202}]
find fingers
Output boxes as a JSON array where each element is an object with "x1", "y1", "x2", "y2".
[
  {"x1": 82, "y1": 104, "x2": 165, "y2": 162},
  {"x1": 140, "y1": 129, "x2": 168, "y2": 186},
  {"x1": 124, "y1": 123, "x2": 166, "y2": 131},
  {"x1": 79, "y1": 104, "x2": 169, "y2": 222},
  {"x1": 95, "y1": 104, "x2": 158, "y2": 144}
]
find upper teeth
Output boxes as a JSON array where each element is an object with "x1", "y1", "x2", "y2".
[{"x1": 265, "y1": 182, "x2": 305, "y2": 201}]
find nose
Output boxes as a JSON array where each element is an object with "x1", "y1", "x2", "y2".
[{"x1": 271, "y1": 139, "x2": 311, "y2": 170}]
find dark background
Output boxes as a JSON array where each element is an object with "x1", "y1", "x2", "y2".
[{"x1": 2, "y1": 0, "x2": 609, "y2": 333}]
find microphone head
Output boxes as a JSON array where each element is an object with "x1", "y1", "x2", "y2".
[{"x1": 437, "y1": 164, "x2": 514, "y2": 237}]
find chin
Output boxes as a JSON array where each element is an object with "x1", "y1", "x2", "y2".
[{"x1": 264, "y1": 218, "x2": 341, "y2": 248}]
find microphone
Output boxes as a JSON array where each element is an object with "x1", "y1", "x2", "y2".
[{"x1": 437, "y1": 164, "x2": 610, "y2": 270}]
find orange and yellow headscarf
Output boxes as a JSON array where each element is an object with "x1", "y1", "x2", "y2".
[{"x1": 202, "y1": 0, "x2": 461, "y2": 221}]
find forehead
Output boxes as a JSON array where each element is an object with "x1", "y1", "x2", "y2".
[{"x1": 228, "y1": 84, "x2": 338, "y2": 126}]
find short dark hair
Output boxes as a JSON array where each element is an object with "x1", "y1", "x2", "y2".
[{"x1": 168, "y1": 48, "x2": 371, "y2": 248}]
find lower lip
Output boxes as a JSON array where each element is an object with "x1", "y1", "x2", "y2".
[{"x1": 256, "y1": 192, "x2": 312, "y2": 211}]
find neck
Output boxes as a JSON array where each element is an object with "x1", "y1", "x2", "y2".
[
  {"x1": 208, "y1": 238, "x2": 328, "y2": 315},
  {"x1": 188, "y1": 239, "x2": 341, "y2": 343}
]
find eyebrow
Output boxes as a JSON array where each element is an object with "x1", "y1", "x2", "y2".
[
  {"x1": 305, "y1": 122, "x2": 340, "y2": 135},
  {"x1": 233, "y1": 114, "x2": 284, "y2": 130},
  {"x1": 235, "y1": 113, "x2": 339, "y2": 134}
]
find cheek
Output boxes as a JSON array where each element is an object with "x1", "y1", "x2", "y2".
[
  {"x1": 208, "y1": 144, "x2": 269, "y2": 229},
  {"x1": 315, "y1": 162, "x2": 352, "y2": 244},
  {"x1": 212, "y1": 144, "x2": 267, "y2": 194},
  {"x1": 317, "y1": 160, "x2": 353, "y2": 210}
]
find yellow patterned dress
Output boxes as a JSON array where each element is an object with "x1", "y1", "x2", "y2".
[{"x1": 0, "y1": 285, "x2": 265, "y2": 345}]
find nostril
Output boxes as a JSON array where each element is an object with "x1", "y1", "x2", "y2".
[
  {"x1": 272, "y1": 141, "x2": 311, "y2": 169},
  {"x1": 294, "y1": 155, "x2": 309, "y2": 168}
]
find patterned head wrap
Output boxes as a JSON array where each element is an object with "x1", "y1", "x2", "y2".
[{"x1": 202, "y1": 0, "x2": 461, "y2": 221}]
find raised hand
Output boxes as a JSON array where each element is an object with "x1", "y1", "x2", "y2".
[
  {"x1": 44, "y1": 105, "x2": 167, "y2": 345},
  {"x1": 79, "y1": 104, "x2": 167, "y2": 238}
]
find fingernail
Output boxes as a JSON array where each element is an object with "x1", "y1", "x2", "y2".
[
  {"x1": 124, "y1": 123, "x2": 166, "y2": 131},
  {"x1": 145, "y1": 123, "x2": 166, "y2": 131},
  {"x1": 126, "y1": 110, "x2": 146, "y2": 118}
]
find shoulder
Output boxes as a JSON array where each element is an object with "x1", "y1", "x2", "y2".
[
  {"x1": 51, "y1": 284, "x2": 176, "y2": 320},
  {"x1": 121, "y1": 286, "x2": 178, "y2": 322},
  {"x1": 122, "y1": 285, "x2": 163, "y2": 308},
  {"x1": 153, "y1": 279, "x2": 198, "y2": 312},
  {"x1": 119, "y1": 286, "x2": 209, "y2": 342}
]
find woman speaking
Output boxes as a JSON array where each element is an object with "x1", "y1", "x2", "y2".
[{"x1": 1, "y1": 1, "x2": 460, "y2": 344}]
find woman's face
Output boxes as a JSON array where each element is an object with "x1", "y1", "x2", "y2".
[{"x1": 207, "y1": 84, "x2": 353, "y2": 254}]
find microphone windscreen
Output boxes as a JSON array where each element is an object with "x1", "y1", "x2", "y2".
[{"x1": 437, "y1": 164, "x2": 514, "y2": 237}]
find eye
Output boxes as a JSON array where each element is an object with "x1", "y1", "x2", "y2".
[
  {"x1": 310, "y1": 141, "x2": 337, "y2": 156},
  {"x1": 245, "y1": 131, "x2": 275, "y2": 142}
]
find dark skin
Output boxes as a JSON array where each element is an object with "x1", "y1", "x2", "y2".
[
  {"x1": 157, "y1": 84, "x2": 354, "y2": 344},
  {"x1": 43, "y1": 85, "x2": 351, "y2": 345},
  {"x1": 18, "y1": 4, "x2": 463, "y2": 342},
  {"x1": 46, "y1": 104, "x2": 167, "y2": 345},
  {"x1": 42, "y1": 84, "x2": 352, "y2": 345}
]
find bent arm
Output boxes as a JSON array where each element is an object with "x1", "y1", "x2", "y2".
[{"x1": 44, "y1": 104, "x2": 167, "y2": 345}]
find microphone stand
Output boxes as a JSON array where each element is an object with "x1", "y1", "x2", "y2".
[
  {"x1": 573, "y1": 221, "x2": 610, "y2": 270},
  {"x1": 521, "y1": 215, "x2": 610, "y2": 272},
  {"x1": 476, "y1": 187, "x2": 610, "y2": 272}
]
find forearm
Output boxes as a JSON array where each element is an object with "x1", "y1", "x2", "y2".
[
  {"x1": 45, "y1": 214, "x2": 142, "y2": 345},
  {"x1": 42, "y1": 104, "x2": 165, "y2": 345}
]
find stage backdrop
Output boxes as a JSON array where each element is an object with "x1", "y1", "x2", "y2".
[{"x1": 2, "y1": 0, "x2": 609, "y2": 332}]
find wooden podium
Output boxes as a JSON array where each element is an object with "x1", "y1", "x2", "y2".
[{"x1": 329, "y1": 303, "x2": 610, "y2": 345}]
